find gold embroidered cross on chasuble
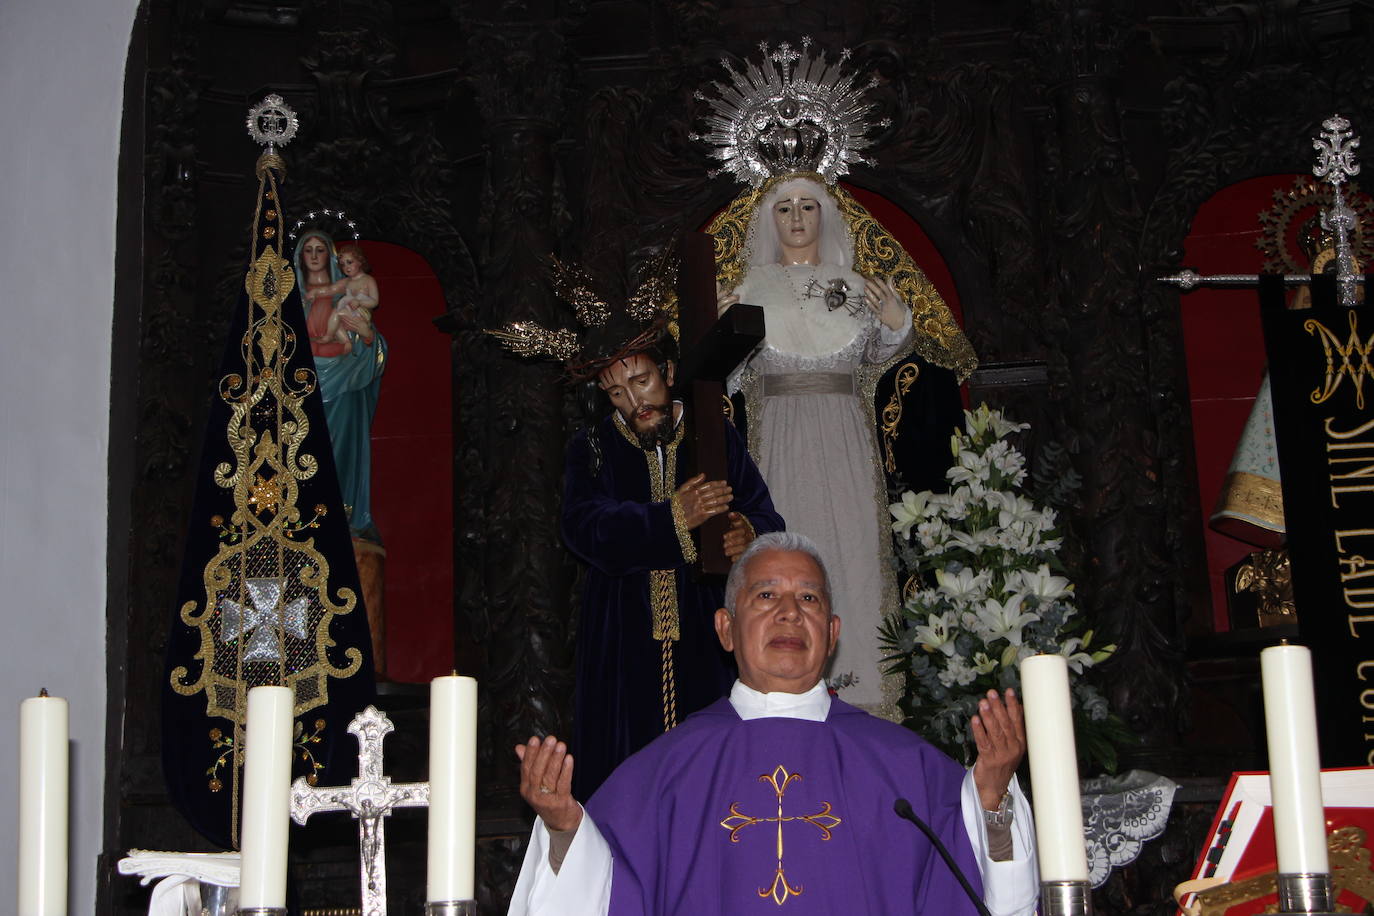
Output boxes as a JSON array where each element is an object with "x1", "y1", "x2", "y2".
[{"x1": 720, "y1": 765, "x2": 843, "y2": 906}]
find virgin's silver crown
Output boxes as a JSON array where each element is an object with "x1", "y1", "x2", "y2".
[{"x1": 693, "y1": 38, "x2": 888, "y2": 187}]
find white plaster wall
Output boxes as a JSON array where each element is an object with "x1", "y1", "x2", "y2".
[{"x1": 0, "y1": 0, "x2": 139, "y2": 911}]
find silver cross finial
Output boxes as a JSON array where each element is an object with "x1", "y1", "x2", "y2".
[{"x1": 1313, "y1": 114, "x2": 1363, "y2": 306}]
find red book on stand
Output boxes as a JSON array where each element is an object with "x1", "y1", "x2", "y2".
[{"x1": 1177, "y1": 768, "x2": 1374, "y2": 916}]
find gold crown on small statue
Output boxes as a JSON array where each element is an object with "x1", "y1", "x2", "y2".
[{"x1": 691, "y1": 37, "x2": 889, "y2": 187}]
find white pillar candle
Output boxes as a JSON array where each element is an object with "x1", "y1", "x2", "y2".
[
  {"x1": 427, "y1": 674, "x2": 478, "y2": 902},
  {"x1": 1261, "y1": 643, "x2": 1329, "y2": 874},
  {"x1": 239, "y1": 685, "x2": 294, "y2": 908},
  {"x1": 1020, "y1": 654, "x2": 1089, "y2": 882},
  {"x1": 18, "y1": 691, "x2": 68, "y2": 916}
]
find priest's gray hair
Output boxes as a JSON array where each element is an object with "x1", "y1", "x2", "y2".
[{"x1": 724, "y1": 531, "x2": 833, "y2": 617}]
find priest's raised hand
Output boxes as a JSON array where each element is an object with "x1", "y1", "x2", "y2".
[
  {"x1": 515, "y1": 736, "x2": 581, "y2": 833},
  {"x1": 970, "y1": 687, "x2": 1027, "y2": 813}
]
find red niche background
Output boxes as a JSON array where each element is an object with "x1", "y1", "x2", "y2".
[
  {"x1": 1179, "y1": 174, "x2": 1301, "y2": 631},
  {"x1": 354, "y1": 240, "x2": 454, "y2": 682}
]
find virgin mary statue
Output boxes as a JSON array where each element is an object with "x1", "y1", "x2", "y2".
[
  {"x1": 699, "y1": 42, "x2": 976, "y2": 715},
  {"x1": 293, "y1": 229, "x2": 388, "y2": 544}
]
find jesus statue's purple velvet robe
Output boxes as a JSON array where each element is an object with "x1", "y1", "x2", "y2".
[
  {"x1": 584, "y1": 695, "x2": 985, "y2": 915},
  {"x1": 562, "y1": 409, "x2": 784, "y2": 799}
]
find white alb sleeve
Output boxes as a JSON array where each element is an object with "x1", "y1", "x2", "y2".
[
  {"x1": 960, "y1": 770, "x2": 1040, "y2": 916},
  {"x1": 506, "y1": 808, "x2": 613, "y2": 916}
]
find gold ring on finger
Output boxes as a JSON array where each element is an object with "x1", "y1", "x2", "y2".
[{"x1": 538, "y1": 785, "x2": 553, "y2": 794}]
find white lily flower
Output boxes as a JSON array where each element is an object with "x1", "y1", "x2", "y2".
[
  {"x1": 965, "y1": 404, "x2": 992, "y2": 437},
  {"x1": 971, "y1": 651, "x2": 999, "y2": 675},
  {"x1": 1058, "y1": 637, "x2": 1095, "y2": 673},
  {"x1": 911, "y1": 612, "x2": 958, "y2": 657},
  {"x1": 916, "y1": 518, "x2": 951, "y2": 551},
  {"x1": 987, "y1": 410, "x2": 1030, "y2": 438},
  {"x1": 995, "y1": 492, "x2": 1040, "y2": 529},
  {"x1": 980, "y1": 594, "x2": 1039, "y2": 646},
  {"x1": 1015, "y1": 564, "x2": 1073, "y2": 601},
  {"x1": 889, "y1": 490, "x2": 929, "y2": 539},
  {"x1": 935, "y1": 567, "x2": 990, "y2": 602}
]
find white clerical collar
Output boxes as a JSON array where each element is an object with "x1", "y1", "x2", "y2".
[{"x1": 729, "y1": 679, "x2": 831, "y2": 722}]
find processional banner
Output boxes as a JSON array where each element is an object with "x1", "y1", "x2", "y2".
[
  {"x1": 161, "y1": 98, "x2": 376, "y2": 848},
  {"x1": 1260, "y1": 273, "x2": 1374, "y2": 767}
]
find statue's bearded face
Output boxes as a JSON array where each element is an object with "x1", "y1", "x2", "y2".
[
  {"x1": 597, "y1": 353, "x2": 676, "y2": 447},
  {"x1": 301, "y1": 237, "x2": 330, "y2": 273},
  {"x1": 772, "y1": 196, "x2": 822, "y2": 256}
]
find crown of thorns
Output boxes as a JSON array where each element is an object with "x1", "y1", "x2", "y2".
[{"x1": 486, "y1": 248, "x2": 679, "y2": 382}]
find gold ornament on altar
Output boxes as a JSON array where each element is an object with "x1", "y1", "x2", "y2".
[{"x1": 1177, "y1": 826, "x2": 1374, "y2": 916}]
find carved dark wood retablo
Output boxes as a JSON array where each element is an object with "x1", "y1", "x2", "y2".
[{"x1": 103, "y1": 2, "x2": 1374, "y2": 913}]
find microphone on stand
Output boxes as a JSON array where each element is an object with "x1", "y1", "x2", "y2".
[{"x1": 893, "y1": 798, "x2": 992, "y2": 916}]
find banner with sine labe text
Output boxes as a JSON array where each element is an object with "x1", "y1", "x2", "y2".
[{"x1": 1260, "y1": 273, "x2": 1374, "y2": 767}]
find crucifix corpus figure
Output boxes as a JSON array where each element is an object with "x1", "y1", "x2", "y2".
[{"x1": 289, "y1": 706, "x2": 429, "y2": 916}]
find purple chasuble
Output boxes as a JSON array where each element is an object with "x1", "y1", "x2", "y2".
[{"x1": 586, "y1": 697, "x2": 984, "y2": 915}]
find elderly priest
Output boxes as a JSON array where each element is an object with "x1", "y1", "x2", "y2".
[{"x1": 508, "y1": 531, "x2": 1039, "y2": 915}]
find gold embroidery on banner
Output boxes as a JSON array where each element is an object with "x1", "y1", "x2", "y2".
[
  {"x1": 169, "y1": 162, "x2": 362, "y2": 844},
  {"x1": 719, "y1": 765, "x2": 843, "y2": 906},
  {"x1": 881, "y1": 362, "x2": 921, "y2": 473},
  {"x1": 1307, "y1": 310, "x2": 1374, "y2": 409}
]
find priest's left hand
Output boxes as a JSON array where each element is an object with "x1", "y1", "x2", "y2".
[
  {"x1": 970, "y1": 687, "x2": 1025, "y2": 810},
  {"x1": 516, "y1": 735, "x2": 583, "y2": 833}
]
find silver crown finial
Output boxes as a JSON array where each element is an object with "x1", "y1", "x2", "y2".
[
  {"x1": 246, "y1": 94, "x2": 299, "y2": 157},
  {"x1": 694, "y1": 41, "x2": 883, "y2": 187}
]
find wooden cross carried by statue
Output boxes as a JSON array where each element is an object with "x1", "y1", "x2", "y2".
[{"x1": 675, "y1": 232, "x2": 765, "y2": 576}]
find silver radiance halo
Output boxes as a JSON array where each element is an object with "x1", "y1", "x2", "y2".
[{"x1": 692, "y1": 37, "x2": 888, "y2": 187}]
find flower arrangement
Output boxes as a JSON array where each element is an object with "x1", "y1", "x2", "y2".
[{"x1": 880, "y1": 404, "x2": 1128, "y2": 771}]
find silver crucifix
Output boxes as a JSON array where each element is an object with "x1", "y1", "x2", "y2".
[{"x1": 290, "y1": 706, "x2": 430, "y2": 916}]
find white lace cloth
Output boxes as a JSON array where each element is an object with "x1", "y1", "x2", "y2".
[
  {"x1": 1080, "y1": 770, "x2": 1178, "y2": 887},
  {"x1": 117, "y1": 849, "x2": 241, "y2": 916}
]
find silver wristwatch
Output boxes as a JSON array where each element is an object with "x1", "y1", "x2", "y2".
[{"x1": 983, "y1": 791, "x2": 1013, "y2": 828}]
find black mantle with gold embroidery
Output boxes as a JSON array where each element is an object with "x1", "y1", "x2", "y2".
[{"x1": 161, "y1": 152, "x2": 375, "y2": 849}]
